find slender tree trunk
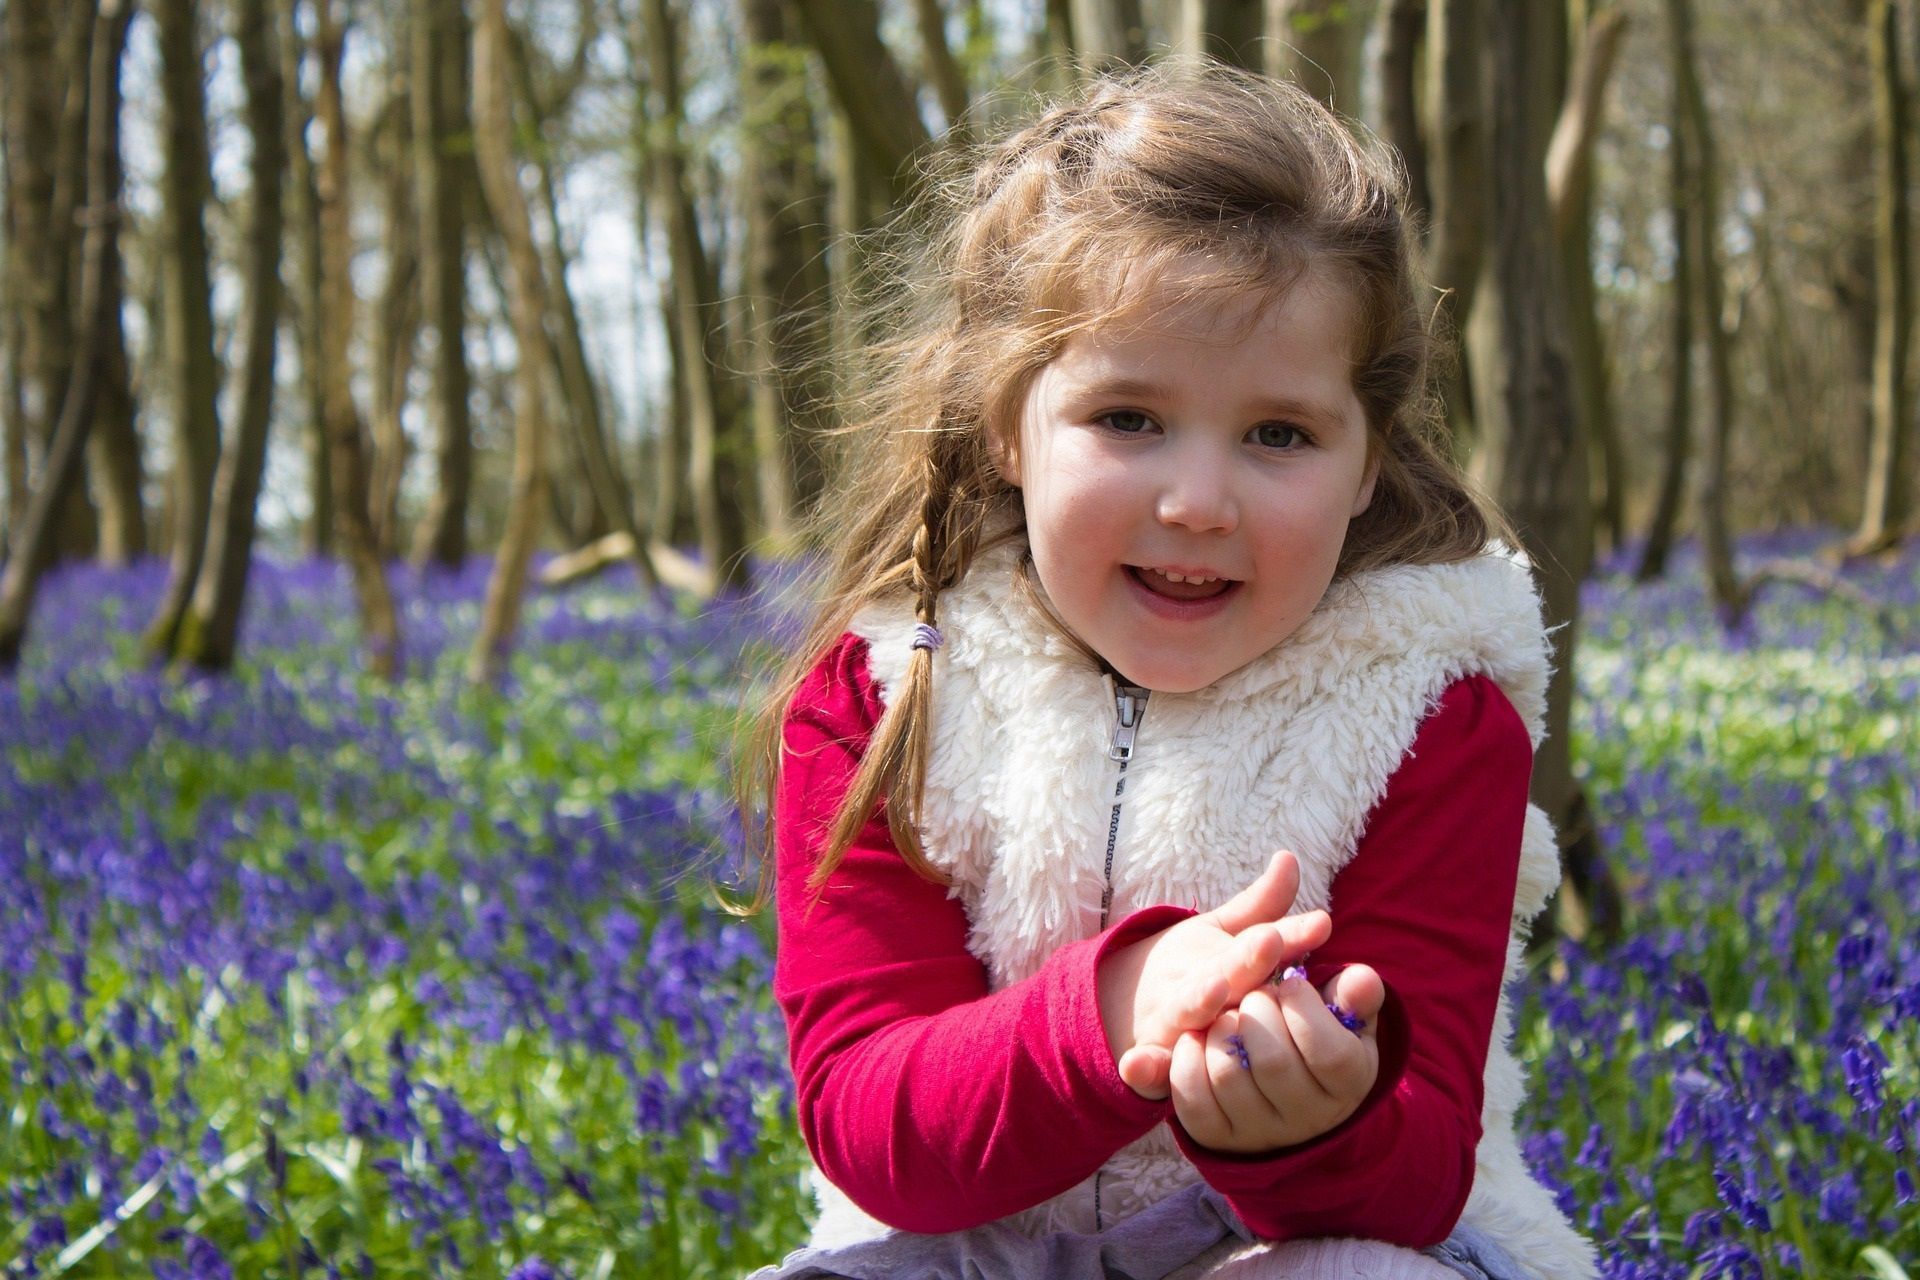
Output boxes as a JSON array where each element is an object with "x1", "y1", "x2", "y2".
[
  {"x1": 1666, "y1": 0, "x2": 1740, "y2": 616},
  {"x1": 1485, "y1": 0, "x2": 1617, "y2": 941},
  {"x1": 145, "y1": 0, "x2": 226, "y2": 659},
  {"x1": 51, "y1": 0, "x2": 104, "y2": 560},
  {"x1": 1267, "y1": 0, "x2": 1373, "y2": 111},
  {"x1": 1173, "y1": 0, "x2": 1264, "y2": 69},
  {"x1": 88, "y1": 263, "x2": 144, "y2": 564},
  {"x1": 1069, "y1": 0, "x2": 1148, "y2": 71},
  {"x1": 370, "y1": 83, "x2": 419, "y2": 561},
  {"x1": 1854, "y1": 0, "x2": 1914, "y2": 551},
  {"x1": 742, "y1": 0, "x2": 834, "y2": 540},
  {"x1": 1831, "y1": 117, "x2": 1880, "y2": 498},
  {"x1": 316, "y1": 0, "x2": 402, "y2": 678},
  {"x1": 1547, "y1": 4, "x2": 1628, "y2": 557},
  {"x1": 2, "y1": 315, "x2": 23, "y2": 563},
  {"x1": 1636, "y1": 44, "x2": 1695, "y2": 583},
  {"x1": 282, "y1": 0, "x2": 332, "y2": 559},
  {"x1": 0, "y1": 0, "x2": 128, "y2": 670},
  {"x1": 789, "y1": 0, "x2": 936, "y2": 208},
  {"x1": 4, "y1": 0, "x2": 100, "y2": 565},
  {"x1": 1378, "y1": 0, "x2": 1430, "y2": 224},
  {"x1": 507, "y1": 43, "x2": 657, "y2": 584},
  {"x1": 646, "y1": 0, "x2": 750, "y2": 589},
  {"x1": 912, "y1": 0, "x2": 973, "y2": 138},
  {"x1": 86, "y1": 0, "x2": 144, "y2": 566},
  {"x1": 175, "y1": 0, "x2": 285, "y2": 672},
  {"x1": 655, "y1": 277, "x2": 691, "y2": 545},
  {"x1": 469, "y1": 0, "x2": 548, "y2": 683},
  {"x1": 1424, "y1": 0, "x2": 1488, "y2": 450},
  {"x1": 410, "y1": 0, "x2": 474, "y2": 568}
]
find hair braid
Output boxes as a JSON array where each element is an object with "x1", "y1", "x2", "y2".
[{"x1": 808, "y1": 439, "x2": 967, "y2": 895}]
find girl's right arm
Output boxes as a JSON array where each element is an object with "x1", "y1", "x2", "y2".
[{"x1": 774, "y1": 635, "x2": 1179, "y2": 1233}]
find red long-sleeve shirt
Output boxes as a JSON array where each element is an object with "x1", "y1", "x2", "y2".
[{"x1": 773, "y1": 633, "x2": 1529, "y2": 1245}]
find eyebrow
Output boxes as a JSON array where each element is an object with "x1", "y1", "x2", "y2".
[{"x1": 1077, "y1": 376, "x2": 1355, "y2": 431}]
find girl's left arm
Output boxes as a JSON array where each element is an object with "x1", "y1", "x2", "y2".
[{"x1": 1170, "y1": 674, "x2": 1531, "y2": 1247}]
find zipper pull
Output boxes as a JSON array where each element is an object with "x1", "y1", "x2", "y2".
[{"x1": 1108, "y1": 684, "x2": 1149, "y2": 761}]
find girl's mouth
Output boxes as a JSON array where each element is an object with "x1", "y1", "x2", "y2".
[{"x1": 1127, "y1": 565, "x2": 1236, "y2": 602}]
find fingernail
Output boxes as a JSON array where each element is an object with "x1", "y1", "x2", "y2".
[{"x1": 1267, "y1": 963, "x2": 1307, "y2": 987}]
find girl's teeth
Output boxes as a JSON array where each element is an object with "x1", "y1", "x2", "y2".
[{"x1": 1154, "y1": 570, "x2": 1214, "y2": 584}]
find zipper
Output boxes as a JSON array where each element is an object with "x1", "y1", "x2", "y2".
[
  {"x1": 1098, "y1": 680, "x2": 1148, "y2": 930},
  {"x1": 1095, "y1": 678, "x2": 1149, "y2": 1230}
]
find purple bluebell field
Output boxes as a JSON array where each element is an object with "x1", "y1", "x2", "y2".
[{"x1": 2, "y1": 535, "x2": 1916, "y2": 1278}]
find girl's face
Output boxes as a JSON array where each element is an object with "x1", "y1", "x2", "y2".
[{"x1": 998, "y1": 267, "x2": 1378, "y2": 693}]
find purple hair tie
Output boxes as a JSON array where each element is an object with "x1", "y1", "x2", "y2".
[{"x1": 911, "y1": 623, "x2": 943, "y2": 652}]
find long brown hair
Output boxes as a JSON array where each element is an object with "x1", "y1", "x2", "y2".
[{"x1": 732, "y1": 62, "x2": 1507, "y2": 913}]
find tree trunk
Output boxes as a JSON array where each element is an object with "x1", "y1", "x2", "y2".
[
  {"x1": 1378, "y1": 0, "x2": 1430, "y2": 224},
  {"x1": 1636, "y1": 38, "x2": 1695, "y2": 583},
  {"x1": 912, "y1": 0, "x2": 973, "y2": 138},
  {"x1": 1424, "y1": 0, "x2": 1488, "y2": 450},
  {"x1": 1485, "y1": 0, "x2": 1617, "y2": 941},
  {"x1": 410, "y1": 0, "x2": 474, "y2": 568},
  {"x1": 742, "y1": 0, "x2": 834, "y2": 541},
  {"x1": 1173, "y1": 0, "x2": 1264, "y2": 70},
  {"x1": 370, "y1": 81, "x2": 419, "y2": 561},
  {"x1": 654, "y1": 277, "x2": 692, "y2": 546},
  {"x1": 1068, "y1": 0, "x2": 1148, "y2": 72},
  {"x1": 1546, "y1": 5, "x2": 1628, "y2": 557},
  {"x1": 1666, "y1": 0, "x2": 1740, "y2": 616},
  {"x1": 316, "y1": 0, "x2": 403, "y2": 678},
  {"x1": 788, "y1": 0, "x2": 935, "y2": 209},
  {"x1": 469, "y1": 0, "x2": 548, "y2": 683},
  {"x1": 1267, "y1": 0, "x2": 1373, "y2": 112},
  {"x1": 282, "y1": 0, "x2": 333, "y2": 559},
  {"x1": 3, "y1": 0, "x2": 101, "y2": 565},
  {"x1": 86, "y1": 0, "x2": 144, "y2": 566},
  {"x1": 2, "y1": 316, "x2": 23, "y2": 564},
  {"x1": 645, "y1": 0, "x2": 750, "y2": 589},
  {"x1": 145, "y1": 0, "x2": 227, "y2": 660},
  {"x1": 176, "y1": 0, "x2": 285, "y2": 672},
  {"x1": 1854, "y1": 0, "x2": 1914, "y2": 552},
  {"x1": 0, "y1": 0, "x2": 128, "y2": 670},
  {"x1": 88, "y1": 262, "x2": 144, "y2": 564},
  {"x1": 508, "y1": 41, "x2": 657, "y2": 584}
]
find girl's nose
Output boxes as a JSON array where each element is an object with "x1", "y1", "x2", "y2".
[{"x1": 1155, "y1": 456, "x2": 1239, "y2": 534}]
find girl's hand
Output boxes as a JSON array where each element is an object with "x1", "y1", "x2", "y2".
[
  {"x1": 1167, "y1": 963, "x2": 1386, "y2": 1153},
  {"x1": 1097, "y1": 851, "x2": 1330, "y2": 1099}
]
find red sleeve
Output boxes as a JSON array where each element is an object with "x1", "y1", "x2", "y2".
[
  {"x1": 773, "y1": 634, "x2": 1180, "y2": 1233},
  {"x1": 1174, "y1": 675, "x2": 1531, "y2": 1247}
]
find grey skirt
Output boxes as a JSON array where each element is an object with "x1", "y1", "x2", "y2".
[{"x1": 747, "y1": 1182, "x2": 1534, "y2": 1280}]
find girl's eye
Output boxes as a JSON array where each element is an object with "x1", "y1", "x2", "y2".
[
  {"x1": 1096, "y1": 410, "x2": 1156, "y2": 435},
  {"x1": 1252, "y1": 422, "x2": 1306, "y2": 450}
]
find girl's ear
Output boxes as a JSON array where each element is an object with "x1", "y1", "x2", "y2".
[
  {"x1": 988, "y1": 426, "x2": 1023, "y2": 489},
  {"x1": 1349, "y1": 452, "x2": 1381, "y2": 519}
]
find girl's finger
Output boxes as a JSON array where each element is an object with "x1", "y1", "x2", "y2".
[
  {"x1": 1117, "y1": 1043, "x2": 1173, "y2": 1101},
  {"x1": 1206, "y1": 851, "x2": 1299, "y2": 935},
  {"x1": 1321, "y1": 963, "x2": 1387, "y2": 1027},
  {"x1": 1203, "y1": 1009, "x2": 1277, "y2": 1129},
  {"x1": 1169, "y1": 1028, "x2": 1231, "y2": 1149},
  {"x1": 1228, "y1": 988, "x2": 1315, "y2": 1112},
  {"x1": 1274, "y1": 975, "x2": 1377, "y2": 1102},
  {"x1": 1217, "y1": 909, "x2": 1331, "y2": 1005}
]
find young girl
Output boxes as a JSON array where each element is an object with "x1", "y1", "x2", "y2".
[{"x1": 744, "y1": 66, "x2": 1599, "y2": 1280}]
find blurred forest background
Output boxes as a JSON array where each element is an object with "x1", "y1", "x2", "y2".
[{"x1": 1, "y1": 0, "x2": 1916, "y2": 702}]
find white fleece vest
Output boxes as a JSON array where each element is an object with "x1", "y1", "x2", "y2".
[{"x1": 811, "y1": 539, "x2": 1598, "y2": 1279}]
